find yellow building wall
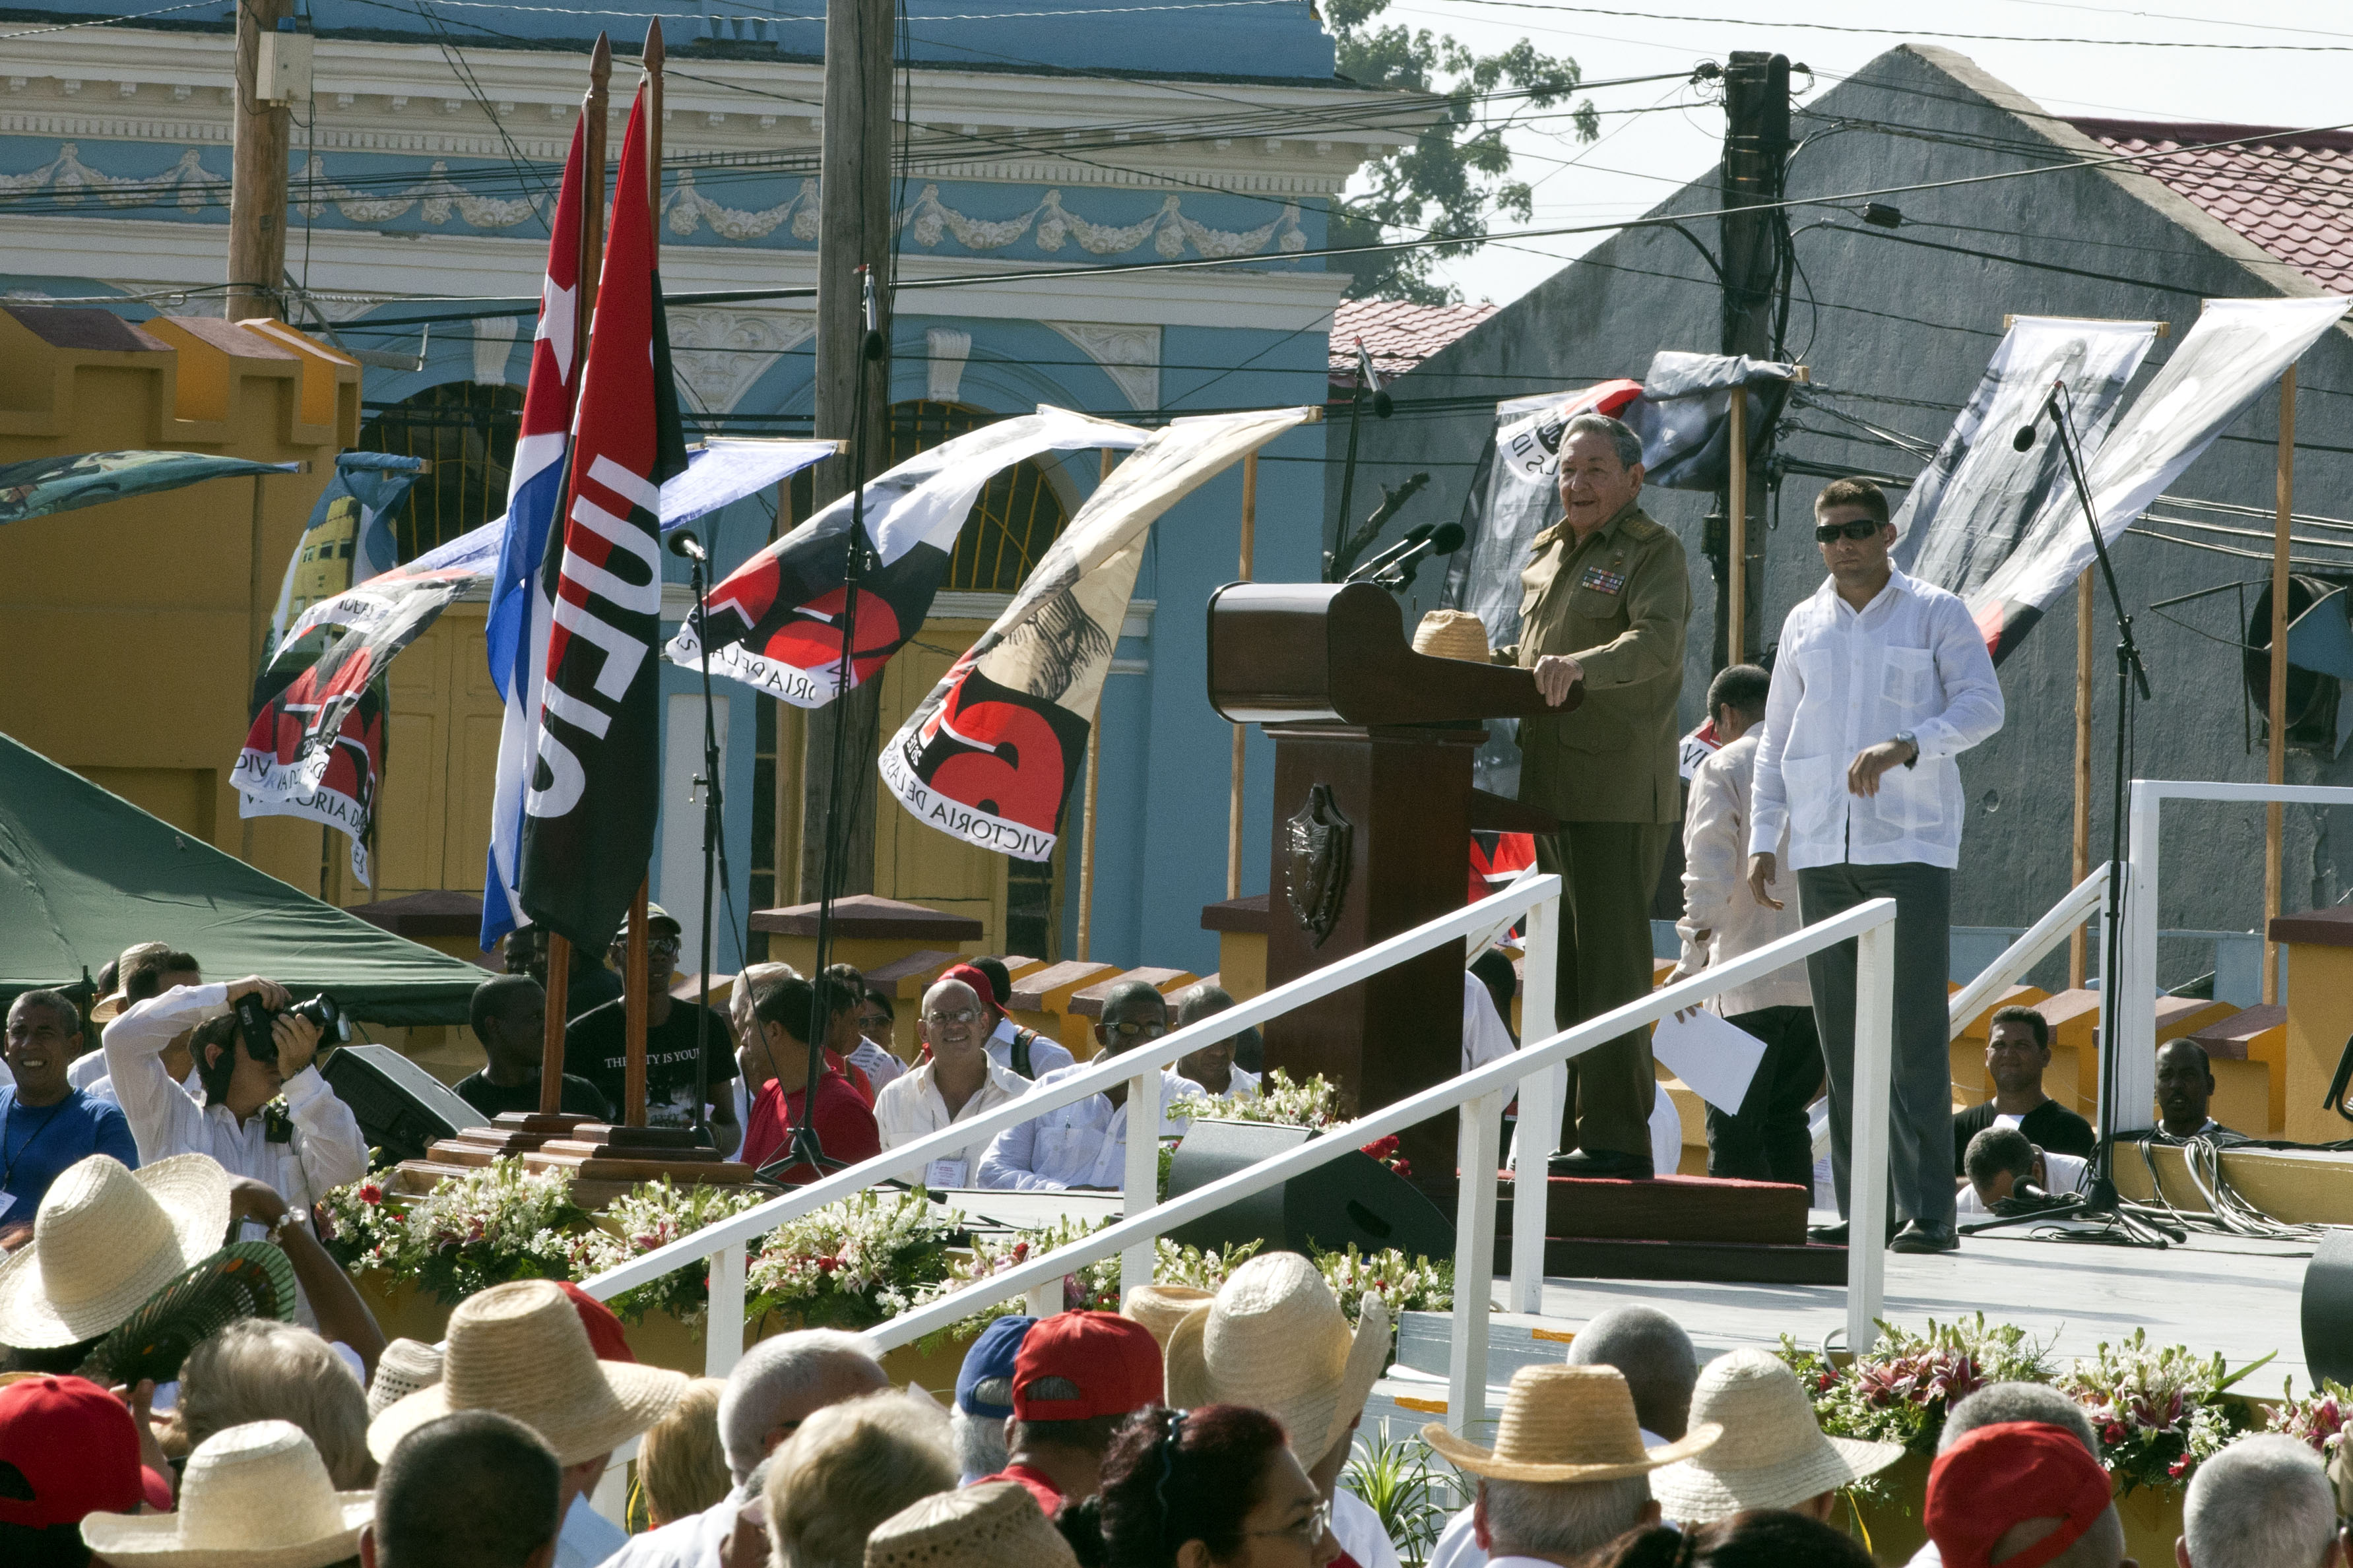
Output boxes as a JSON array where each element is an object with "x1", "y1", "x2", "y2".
[{"x1": 0, "y1": 307, "x2": 358, "y2": 894}]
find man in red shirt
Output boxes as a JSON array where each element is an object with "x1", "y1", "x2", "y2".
[
  {"x1": 738, "y1": 972, "x2": 882, "y2": 1181},
  {"x1": 971, "y1": 1310, "x2": 1162, "y2": 1517}
]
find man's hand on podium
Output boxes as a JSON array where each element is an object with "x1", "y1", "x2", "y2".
[
  {"x1": 1747, "y1": 853, "x2": 1785, "y2": 912},
  {"x1": 1533, "y1": 654, "x2": 1583, "y2": 705}
]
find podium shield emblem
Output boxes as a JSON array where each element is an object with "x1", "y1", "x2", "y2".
[{"x1": 1283, "y1": 783, "x2": 1352, "y2": 947}]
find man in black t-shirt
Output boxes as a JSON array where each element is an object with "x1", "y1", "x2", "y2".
[
  {"x1": 455, "y1": 975, "x2": 614, "y2": 1121},
  {"x1": 1952, "y1": 1004, "x2": 2096, "y2": 1176},
  {"x1": 562, "y1": 908, "x2": 739, "y2": 1142}
]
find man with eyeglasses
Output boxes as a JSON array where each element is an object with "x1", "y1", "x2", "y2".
[
  {"x1": 562, "y1": 902, "x2": 742, "y2": 1145},
  {"x1": 1496, "y1": 412, "x2": 1692, "y2": 1182},
  {"x1": 976, "y1": 982, "x2": 1202, "y2": 1191},
  {"x1": 872, "y1": 975, "x2": 1031, "y2": 1189},
  {"x1": 1749, "y1": 476, "x2": 2004, "y2": 1256}
]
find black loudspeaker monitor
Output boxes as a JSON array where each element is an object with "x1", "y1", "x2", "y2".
[
  {"x1": 1163, "y1": 1118, "x2": 1455, "y2": 1263},
  {"x1": 2304, "y1": 1229, "x2": 2353, "y2": 1389},
  {"x1": 319, "y1": 1044, "x2": 490, "y2": 1167}
]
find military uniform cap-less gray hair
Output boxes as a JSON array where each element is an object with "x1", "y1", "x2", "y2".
[
  {"x1": 1559, "y1": 412, "x2": 1644, "y2": 471},
  {"x1": 2183, "y1": 1434, "x2": 2338, "y2": 1568},
  {"x1": 716, "y1": 1329, "x2": 886, "y2": 1484},
  {"x1": 1937, "y1": 1382, "x2": 2098, "y2": 1455},
  {"x1": 1482, "y1": 1474, "x2": 1652, "y2": 1558}
]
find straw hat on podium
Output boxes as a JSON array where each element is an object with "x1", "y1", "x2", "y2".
[
  {"x1": 1649, "y1": 1348, "x2": 1902, "y2": 1522},
  {"x1": 1412, "y1": 609, "x2": 1492, "y2": 664},
  {"x1": 367, "y1": 1278, "x2": 686, "y2": 1466},
  {"x1": 1422, "y1": 1364, "x2": 1719, "y2": 1482}
]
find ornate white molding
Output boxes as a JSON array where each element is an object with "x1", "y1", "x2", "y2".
[
  {"x1": 471, "y1": 315, "x2": 518, "y2": 385},
  {"x1": 1044, "y1": 321, "x2": 1161, "y2": 410},
  {"x1": 667, "y1": 307, "x2": 816, "y2": 414},
  {"x1": 925, "y1": 326, "x2": 972, "y2": 403}
]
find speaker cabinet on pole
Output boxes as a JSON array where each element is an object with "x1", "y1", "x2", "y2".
[
  {"x1": 1163, "y1": 1118, "x2": 1455, "y2": 1262},
  {"x1": 2304, "y1": 1228, "x2": 2353, "y2": 1388}
]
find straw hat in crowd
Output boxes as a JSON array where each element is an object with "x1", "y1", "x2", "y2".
[
  {"x1": 1649, "y1": 1348, "x2": 1902, "y2": 1521},
  {"x1": 0, "y1": 1154, "x2": 232, "y2": 1348},
  {"x1": 1423, "y1": 1365, "x2": 1721, "y2": 1482},
  {"x1": 1412, "y1": 609, "x2": 1493, "y2": 664},
  {"x1": 1120, "y1": 1284, "x2": 1212, "y2": 1352},
  {"x1": 366, "y1": 1338, "x2": 446, "y2": 1420},
  {"x1": 1163, "y1": 1253, "x2": 1391, "y2": 1467},
  {"x1": 82, "y1": 1420, "x2": 371, "y2": 1568},
  {"x1": 865, "y1": 1480, "x2": 1080, "y2": 1568},
  {"x1": 367, "y1": 1278, "x2": 688, "y2": 1466}
]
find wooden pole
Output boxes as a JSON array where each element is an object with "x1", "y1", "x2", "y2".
[
  {"x1": 2069, "y1": 569, "x2": 2094, "y2": 989},
  {"x1": 542, "y1": 36, "x2": 610, "y2": 1117},
  {"x1": 1726, "y1": 387, "x2": 1747, "y2": 666},
  {"x1": 1227, "y1": 453, "x2": 1257, "y2": 900},
  {"x1": 227, "y1": 0, "x2": 293, "y2": 320},
  {"x1": 1076, "y1": 449, "x2": 1118, "y2": 960},
  {"x1": 2265, "y1": 363, "x2": 2297, "y2": 1005},
  {"x1": 617, "y1": 24, "x2": 663, "y2": 1127}
]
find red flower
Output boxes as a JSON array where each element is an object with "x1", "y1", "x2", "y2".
[
  {"x1": 358, "y1": 1183, "x2": 384, "y2": 1205},
  {"x1": 2169, "y1": 1455, "x2": 2192, "y2": 1478},
  {"x1": 816, "y1": 1257, "x2": 839, "y2": 1273},
  {"x1": 2103, "y1": 1423, "x2": 2128, "y2": 1447}
]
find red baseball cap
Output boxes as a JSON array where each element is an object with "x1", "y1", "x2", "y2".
[
  {"x1": 1012, "y1": 1311, "x2": 1163, "y2": 1422},
  {"x1": 0, "y1": 1374, "x2": 171, "y2": 1526},
  {"x1": 942, "y1": 964, "x2": 998, "y2": 1011},
  {"x1": 558, "y1": 1281, "x2": 637, "y2": 1363},
  {"x1": 1926, "y1": 1422, "x2": 2113, "y2": 1568}
]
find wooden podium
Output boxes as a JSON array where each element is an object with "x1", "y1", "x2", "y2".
[{"x1": 1207, "y1": 581, "x2": 1572, "y2": 1190}]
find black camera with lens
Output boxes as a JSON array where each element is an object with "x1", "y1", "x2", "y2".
[{"x1": 232, "y1": 990, "x2": 349, "y2": 1062}]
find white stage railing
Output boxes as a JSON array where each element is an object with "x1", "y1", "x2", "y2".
[
  {"x1": 575, "y1": 879, "x2": 1899, "y2": 1434},
  {"x1": 1947, "y1": 863, "x2": 2110, "y2": 1042}
]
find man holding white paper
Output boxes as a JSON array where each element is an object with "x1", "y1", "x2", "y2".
[
  {"x1": 1749, "y1": 477, "x2": 2004, "y2": 1256},
  {"x1": 1666, "y1": 664, "x2": 1820, "y2": 1187}
]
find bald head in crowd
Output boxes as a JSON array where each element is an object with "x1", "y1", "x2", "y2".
[
  {"x1": 1564, "y1": 1305, "x2": 1699, "y2": 1441},
  {"x1": 718, "y1": 1328, "x2": 891, "y2": 1485}
]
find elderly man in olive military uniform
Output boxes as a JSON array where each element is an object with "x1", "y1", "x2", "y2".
[{"x1": 1497, "y1": 412, "x2": 1691, "y2": 1179}]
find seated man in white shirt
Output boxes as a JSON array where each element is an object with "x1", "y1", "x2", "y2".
[
  {"x1": 1172, "y1": 983, "x2": 1259, "y2": 1100},
  {"x1": 104, "y1": 974, "x2": 370, "y2": 1210},
  {"x1": 1956, "y1": 1124, "x2": 2090, "y2": 1217},
  {"x1": 71, "y1": 943, "x2": 206, "y2": 1107},
  {"x1": 872, "y1": 976, "x2": 1029, "y2": 1188},
  {"x1": 963, "y1": 958, "x2": 1075, "y2": 1082},
  {"x1": 977, "y1": 981, "x2": 1200, "y2": 1191}
]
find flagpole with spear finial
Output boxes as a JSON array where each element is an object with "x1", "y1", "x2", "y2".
[{"x1": 620, "y1": 18, "x2": 664, "y2": 1129}]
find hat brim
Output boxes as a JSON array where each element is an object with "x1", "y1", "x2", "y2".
[
  {"x1": 1164, "y1": 1294, "x2": 1392, "y2": 1466},
  {"x1": 1649, "y1": 1432, "x2": 1906, "y2": 1522},
  {"x1": 1420, "y1": 1420, "x2": 1724, "y2": 1482},
  {"x1": 0, "y1": 1154, "x2": 233, "y2": 1347},
  {"x1": 80, "y1": 1496, "x2": 372, "y2": 1568},
  {"x1": 366, "y1": 1358, "x2": 688, "y2": 1466}
]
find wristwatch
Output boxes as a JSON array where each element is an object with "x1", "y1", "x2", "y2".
[{"x1": 1894, "y1": 730, "x2": 1919, "y2": 767}]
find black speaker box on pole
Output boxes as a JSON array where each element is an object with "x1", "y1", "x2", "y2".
[
  {"x1": 2304, "y1": 1228, "x2": 2353, "y2": 1388},
  {"x1": 319, "y1": 1044, "x2": 490, "y2": 1167},
  {"x1": 1163, "y1": 1118, "x2": 1455, "y2": 1261}
]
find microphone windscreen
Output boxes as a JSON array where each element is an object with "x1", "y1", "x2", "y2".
[
  {"x1": 1402, "y1": 522, "x2": 1434, "y2": 546},
  {"x1": 2012, "y1": 424, "x2": 2037, "y2": 453},
  {"x1": 1371, "y1": 390, "x2": 1395, "y2": 419},
  {"x1": 1429, "y1": 522, "x2": 1467, "y2": 553}
]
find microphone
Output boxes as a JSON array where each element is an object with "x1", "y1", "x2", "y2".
[
  {"x1": 2012, "y1": 423, "x2": 2037, "y2": 453},
  {"x1": 667, "y1": 529, "x2": 706, "y2": 562},
  {"x1": 2013, "y1": 378, "x2": 2067, "y2": 451},
  {"x1": 1344, "y1": 522, "x2": 1433, "y2": 583},
  {"x1": 860, "y1": 266, "x2": 884, "y2": 361},
  {"x1": 1373, "y1": 521, "x2": 1466, "y2": 590}
]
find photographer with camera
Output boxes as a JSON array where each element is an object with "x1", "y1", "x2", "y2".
[{"x1": 102, "y1": 974, "x2": 368, "y2": 1212}]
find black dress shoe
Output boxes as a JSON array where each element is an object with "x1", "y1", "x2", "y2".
[
  {"x1": 1806, "y1": 1217, "x2": 1901, "y2": 1246},
  {"x1": 1889, "y1": 1220, "x2": 1960, "y2": 1254},
  {"x1": 1547, "y1": 1148, "x2": 1654, "y2": 1180}
]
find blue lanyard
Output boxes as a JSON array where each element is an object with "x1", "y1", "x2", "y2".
[{"x1": 1, "y1": 1092, "x2": 70, "y2": 1189}]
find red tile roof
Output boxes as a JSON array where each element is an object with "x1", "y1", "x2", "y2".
[
  {"x1": 1330, "y1": 298, "x2": 1498, "y2": 389},
  {"x1": 2068, "y1": 119, "x2": 2353, "y2": 296}
]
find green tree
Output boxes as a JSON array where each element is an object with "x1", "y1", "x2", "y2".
[{"x1": 1326, "y1": 0, "x2": 1597, "y2": 303}]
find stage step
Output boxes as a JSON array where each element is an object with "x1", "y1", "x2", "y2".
[{"x1": 1497, "y1": 1172, "x2": 1810, "y2": 1245}]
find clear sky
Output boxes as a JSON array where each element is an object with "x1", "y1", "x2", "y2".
[{"x1": 1382, "y1": 0, "x2": 2353, "y2": 305}]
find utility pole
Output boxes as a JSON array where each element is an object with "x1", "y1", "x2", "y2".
[
  {"x1": 799, "y1": 0, "x2": 897, "y2": 900},
  {"x1": 227, "y1": 0, "x2": 296, "y2": 320},
  {"x1": 1711, "y1": 50, "x2": 1789, "y2": 668}
]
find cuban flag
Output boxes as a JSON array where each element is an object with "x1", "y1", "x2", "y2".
[{"x1": 480, "y1": 115, "x2": 588, "y2": 954}]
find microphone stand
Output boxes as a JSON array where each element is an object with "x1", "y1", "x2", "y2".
[
  {"x1": 687, "y1": 539, "x2": 721, "y2": 1152},
  {"x1": 761, "y1": 267, "x2": 882, "y2": 1186},
  {"x1": 2034, "y1": 381, "x2": 2170, "y2": 1245}
]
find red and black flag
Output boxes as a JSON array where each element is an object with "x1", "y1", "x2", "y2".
[{"x1": 518, "y1": 81, "x2": 688, "y2": 953}]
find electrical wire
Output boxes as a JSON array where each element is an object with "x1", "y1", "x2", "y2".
[{"x1": 1444, "y1": 0, "x2": 2353, "y2": 51}]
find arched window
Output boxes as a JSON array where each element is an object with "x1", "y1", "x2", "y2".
[{"x1": 356, "y1": 381, "x2": 524, "y2": 562}]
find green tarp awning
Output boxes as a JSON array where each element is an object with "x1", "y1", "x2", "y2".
[{"x1": 0, "y1": 732, "x2": 486, "y2": 1024}]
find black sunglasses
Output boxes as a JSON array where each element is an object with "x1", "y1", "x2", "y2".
[{"x1": 1814, "y1": 518, "x2": 1884, "y2": 543}]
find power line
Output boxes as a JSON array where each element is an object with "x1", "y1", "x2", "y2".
[{"x1": 1446, "y1": 0, "x2": 2353, "y2": 51}]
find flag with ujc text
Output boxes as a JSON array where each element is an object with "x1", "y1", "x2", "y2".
[
  {"x1": 481, "y1": 111, "x2": 587, "y2": 955},
  {"x1": 519, "y1": 82, "x2": 688, "y2": 955}
]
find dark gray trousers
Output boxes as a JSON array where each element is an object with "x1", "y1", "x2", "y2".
[{"x1": 1798, "y1": 862, "x2": 1955, "y2": 1230}]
